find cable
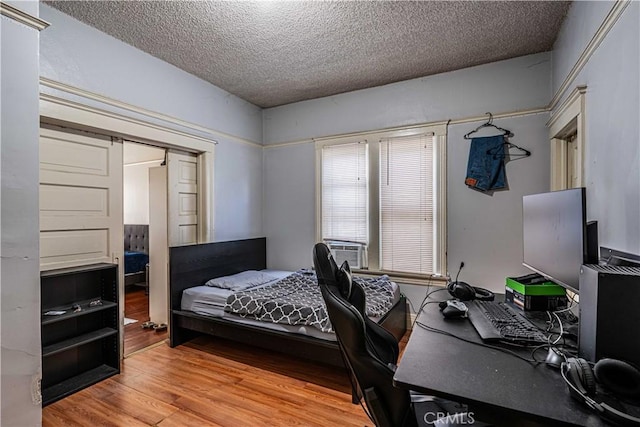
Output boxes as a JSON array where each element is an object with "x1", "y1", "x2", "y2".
[
  {"x1": 551, "y1": 312, "x2": 564, "y2": 345},
  {"x1": 408, "y1": 274, "x2": 435, "y2": 317},
  {"x1": 413, "y1": 288, "x2": 449, "y2": 328}
]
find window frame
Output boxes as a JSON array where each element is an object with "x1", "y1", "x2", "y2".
[{"x1": 315, "y1": 124, "x2": 447, "y2": 282}]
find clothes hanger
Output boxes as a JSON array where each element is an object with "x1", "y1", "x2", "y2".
[
  {"x1": 487, "y1": 141, "x2": 531, "y2": 159},
  {"x1": 464, "y1": 112, "x2": 513, "y2": 139},
  {"x1": 465, "y1": 112, "x2": 531, "y2": 158}
]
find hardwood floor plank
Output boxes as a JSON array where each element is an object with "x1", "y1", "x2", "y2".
[
  {"x1": 229, "y1": 378, "x2": 368, "y2": 427},
  {"x1": 41, "y1": 406, "x2": 84, "y2": 427},
  {"x1": 173, "y1": 394, "x2": 275, "y2": 427},
  {"x1": 157, "y1": 410, "x2": 224, "y2": 427},
  {"x1": 46, "y1": 392, "x2": 150, "y2": 427},
  {"x1": 87, "y1": 379, "x2": 179, "y2": 425},
  {"x1": 113, "y1": 369, "x2": 187, "y2": 405}
]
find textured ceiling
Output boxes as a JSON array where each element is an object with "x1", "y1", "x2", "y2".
[{"x1": 46, "y1": 1, "x2": 571, "y2": 108}]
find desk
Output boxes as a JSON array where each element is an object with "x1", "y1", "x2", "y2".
[{"x1": 393, "y1": 296, "x2": 610, "y2": 427}]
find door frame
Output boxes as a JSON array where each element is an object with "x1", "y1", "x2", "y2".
[
  {"x1": 40, "y1": 94, "x2": 215, "y2": 241},
  {"x1": 40, "y1": 94, "x2": 216, "y2": 359},
  {"x1": 547, "y1": 85, "x2": 586, "y2": 191}
]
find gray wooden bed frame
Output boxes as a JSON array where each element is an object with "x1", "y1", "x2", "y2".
[
  {"x1": 124, "y1": 224, "x2": 149, "y2": 288},
  {"x1": 168, "y1": 237, "x2": 408, "y2": 367}
]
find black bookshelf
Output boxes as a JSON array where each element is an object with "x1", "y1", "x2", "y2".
[{"x1": 41, "y1": 263, "x2": 120, "y2": 406}]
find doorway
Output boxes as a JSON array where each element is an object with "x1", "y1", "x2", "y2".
[
  {"x1": 548, "y1": 86, "x2": 586, "y2": 191},
  {"x1": 123, "y1": 142, "x2": 166, "y2": 355}
]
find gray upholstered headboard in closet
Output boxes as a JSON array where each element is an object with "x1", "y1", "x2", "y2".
[{"x1": 124, "y1": 224, "x2": 149, "y2": 254}]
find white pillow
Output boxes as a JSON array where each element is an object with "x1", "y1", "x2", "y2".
[{"x1": 205, "y1": 270, "x2": 278, "y2": 291}]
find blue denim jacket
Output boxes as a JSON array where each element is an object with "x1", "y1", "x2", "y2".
[{"x1": 465, "y1": 135, "x2": 506, "y2": 192}]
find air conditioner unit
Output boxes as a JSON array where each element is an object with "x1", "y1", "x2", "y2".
[{"x1": 326, "y1": 241, "x2": 367, "y2": 269}]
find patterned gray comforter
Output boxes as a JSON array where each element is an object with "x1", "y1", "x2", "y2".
[{"x1": 224, "y1": 271, "x2": 395, "y2": 332}]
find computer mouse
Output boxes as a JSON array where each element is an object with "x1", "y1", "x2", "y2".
[
  {"x1": 440, "y1": 300, "x2": 468, "y2": 319},
  {"x1": 545, "y1": 347, "x2": 564, "y2": 369}
]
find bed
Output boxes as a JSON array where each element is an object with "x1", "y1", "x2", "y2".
[
  {"x1": 124, "y1": 224, "x2": 149, "y2": 290},
  {"x1": 169, "y1": 237, "x2": 408, "y2": 367}
]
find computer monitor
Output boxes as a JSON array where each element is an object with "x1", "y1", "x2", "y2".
[{"x1": 522, "y1": 188, "x2": 596, "y2": 292}]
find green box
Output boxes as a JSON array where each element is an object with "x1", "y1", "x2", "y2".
[{"x1": 505, "y1": 275, "x2": 567, "y2": 311}]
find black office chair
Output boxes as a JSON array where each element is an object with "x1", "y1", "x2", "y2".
[{"x1": 312, "y1": 243, "x2": 487, "y2": 427}]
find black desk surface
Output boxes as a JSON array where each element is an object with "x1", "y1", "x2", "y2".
[{"x1": 393, "y1": 295, "x2": 621, "y2": 427}]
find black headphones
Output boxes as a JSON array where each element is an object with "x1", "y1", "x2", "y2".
[
  {"x1": 447, "y1": 281, "x2": 494, "y2": 302},
  {"x1": 561, "y1": 357, "x2": 640, "y2": 425}
]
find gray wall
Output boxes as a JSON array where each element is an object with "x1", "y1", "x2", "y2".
[
  {"x1": 40, "y1": 5, "x2": 262, "y2": 144},
  {"x1": 264, "y1": 52, "x2": 550, "y2": 145},
  {"x1": 39, "y1": 5, "x2": 265, "y2": 242},
  {"x1": 263, "y1": 53, "x2": 553, "y2": 307},
  {"x1": 1, "y1": 1, "x2": 43, "y2": 424},
  {"x1": 1, "y1": 2, "x2": 636, "y2": 424},
  {"x1": 552, "y1": 1, "x2": 640, "y2": 255}
]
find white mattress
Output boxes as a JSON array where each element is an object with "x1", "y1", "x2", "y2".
[{"x1": 181, "y1": 269, "x2": 401, "y2": 342}]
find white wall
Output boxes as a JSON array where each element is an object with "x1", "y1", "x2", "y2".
[
  {"x1": 39, "y1": 5, "x2": 262, "y2": 144},
  {"x1": 447, "y1": 114, "x2": 550, "y2": 290},
  {"x1": 263, "y1": 54, "x2": 553, "y2": 306},
  {"x1": 123, "y1": 161, "x2": 163, "y2": 224},
  {"x1": 1, "y1": 1, "x2": 42, "y2": 424},
  {"x1": 214, "y1": 141, "x2": 265, "y2": 241},
  {"x1": 39, "y1": 5, "x2": 265, "y2": 243},
  {"x1": 552, "y1": 1, "x2": 640, "y2": 255},
  {"x1": 263, "y1": 52, "x2": 551, "y2": 145},
  {"x1": 551, "y1": 1, "x2": 613, "y2": 95},
  {"x1": 263, "y1": 143, "x2": 317, "y2": 270}
]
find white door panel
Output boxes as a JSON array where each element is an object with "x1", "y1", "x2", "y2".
[
  {"x1": 167, "y1": 151, "x2": 198, "y2": 246},
  {"x1": 39, "y1": 126, "x2": 123, "y2": 272},
  {"x1": 148, "y1": 166, "x2": 168, "y2": 325}
]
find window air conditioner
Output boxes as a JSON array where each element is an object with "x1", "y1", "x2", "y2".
[{"x1": 326, "y1": 241, "x2": 366, "y2": 269}]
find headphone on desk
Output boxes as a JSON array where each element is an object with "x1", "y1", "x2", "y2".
[
  {"x1": 561, "y1": 357, "x2": 640, "y2": 425},
  {"x1": 447, "y1": 262, "x2": 494, "y2": 302},
  {"x1": 447, "y1": 281, "x2": 495, "y2": 302}
]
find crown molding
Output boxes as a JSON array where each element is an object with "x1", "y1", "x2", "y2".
[
  {"x1": 39, "y1": 77, "x2": 262, "y2": 148},
  {"x1": 0, "y1": 1, "x2": 49, "y2": 31},
  {"x1": 548, "y1": 0, "x2": 631, "y2": 111},
  {"x1": 264, "y1": 107, "x2": 548, "y2": 149},
  {"x1": 546, "y1": 85, "x2": 587, "y2": 130},
  {"x1": 40, "y1": 93, "x2": 218, "y2": 152}
]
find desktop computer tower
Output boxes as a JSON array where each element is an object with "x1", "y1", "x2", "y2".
[{"x1": 578, "y1": 264, "x2": 640, "y2": 367}]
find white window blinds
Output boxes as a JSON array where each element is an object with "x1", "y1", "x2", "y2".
[
  {"x1": 321, "y1": 141, "x2": 369, "y2": 244},
  {"x1": 380, "y1": 134, "x2": 435, "y2": 274}
]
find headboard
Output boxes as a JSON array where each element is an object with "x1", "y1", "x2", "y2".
[
  {"x1": 169, "y1": 237, "x2": 266, "y2": 311},
  {"x1": 124, "y1": 224, "x2": 149, "y2": 254}
]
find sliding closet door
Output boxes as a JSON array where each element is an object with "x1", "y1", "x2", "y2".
[
  {"x1": 39, "y1": 126, "x2": 123, "y2": 271},
  {"x1": 166, "y1": 150, "x2": 198, "y2": 246}
]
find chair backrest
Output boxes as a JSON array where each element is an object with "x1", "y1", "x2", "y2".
[{"x1": 313, "y1": 243, "x2": 415, "y2": 427}]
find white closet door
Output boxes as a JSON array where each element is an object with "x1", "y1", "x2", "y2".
[
  {"x1": 167, "y1": 150, "x2": 198, "y2": 246},
  {"x1": 39, "y1": 126, "x2": 123, "y2": 271}
]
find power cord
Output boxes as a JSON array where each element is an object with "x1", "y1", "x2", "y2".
[{"x1": 412, "y1": 288, "x2": 449, "y2": 329}]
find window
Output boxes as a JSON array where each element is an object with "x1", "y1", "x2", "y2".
[
  {"x1": 321, "y1": 141, "x2": 369, "y2": 245},
  {"x1": 316, "y1": 125, "x2": 446, "y2": 279}
]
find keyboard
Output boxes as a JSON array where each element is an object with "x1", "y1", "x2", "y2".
[{"x1": 466, "y1": 300, "x2": 549, "y2": 344}]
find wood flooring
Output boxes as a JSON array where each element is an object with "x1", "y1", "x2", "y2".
[
  {"x1": 42, "y1": 335, "x2": 384, "y2": 426},
  {"x1": 124, "y1": 286, "x2": 168, "y2": 356},
  {"x1": 43, "y1": 305, "x2": 410, "y2": 427}
]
